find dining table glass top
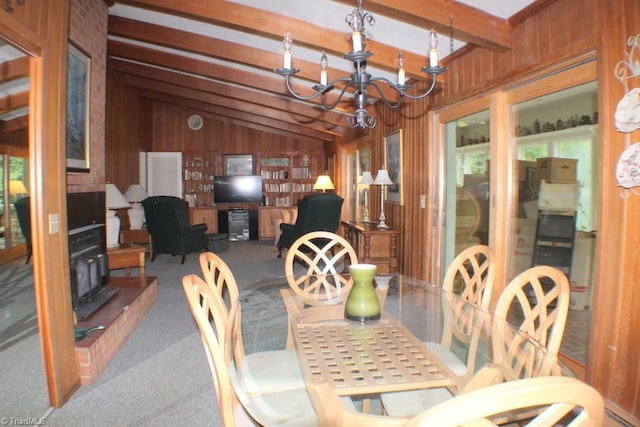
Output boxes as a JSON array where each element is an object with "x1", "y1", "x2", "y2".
[{"x1": 239, "y1": 273, "x2": 570, "y2": 397}]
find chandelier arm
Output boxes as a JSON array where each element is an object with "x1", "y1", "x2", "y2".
[
  {"x1": 370, "y1": 75, "x2": 439, "y2": 101},
  {"x1": 281, "y1": 75, "x2": 328, "y2": 101},
  {"x1": 319, "y1": 79, "x2": 355, "y2": 110},
  {"x1": 367, "y1": 80, "x2": 405, "y2": 110},
  {"x1": 396, "y1": 74, "x2": 439, "y2": 100}
]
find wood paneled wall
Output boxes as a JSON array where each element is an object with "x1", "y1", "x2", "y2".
[
  {"x1": 150, "y1": 102, "x2": 327, "y2": 163},
  {"x1": 590, "y1": 0, "x2": 640, "y2": 421},
  {"x1": 105, "y1": 69, "x2": 151, "y2": 190}
]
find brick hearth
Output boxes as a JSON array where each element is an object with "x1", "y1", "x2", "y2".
[{"x1": 75, "y1": 276, "x2": 158, "y2": 385}]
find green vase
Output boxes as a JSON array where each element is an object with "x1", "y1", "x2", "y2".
[{"x1": 345, "y1": 264, "x2": 381, "y2": 322}]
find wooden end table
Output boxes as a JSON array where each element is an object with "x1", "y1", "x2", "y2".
[
  {"x1": 107, "y1": 244, "x2": 146, "y2": 276},
  {"x1": 120, "y1": 228, "x2": 152, "y2": 257}
]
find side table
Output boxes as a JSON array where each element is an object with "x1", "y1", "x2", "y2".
[
  {"x1": 107, "y1": 244, "x2": 146, "y2": 276},
  {"x1": 120, "y1": 228, "x2": 152, "y2": 258},
  {"x1": 341, "y1": 221, "x2": 402, "y2": 274}
]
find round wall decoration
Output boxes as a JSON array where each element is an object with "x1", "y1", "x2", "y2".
[{"x1": 187, "y1": 114, "x2": 203, "y2": 130}]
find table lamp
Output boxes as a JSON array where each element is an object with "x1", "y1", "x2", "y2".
[
  {"x1": 358, "y1": 171, "x2": 374, "y2": 222},
  {"x1": 313, "y1": 175, "x2": 334, "y2": 192},
  {"x1": 124, "y1": 184, "x2": 148, "y2": 229},
  {"x1": 374, "y1": 169, "x2": 393, "y2": 229},
  {"x1": 9, "y1": 180, "x2": 28, "y2": 196},
  {"x1": 106, "y1": 183, "x2": 130, "y2": 248}
]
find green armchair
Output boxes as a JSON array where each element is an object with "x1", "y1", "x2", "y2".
[
  {"x1": 277, "y1": 193, "x2": 344, "y2": 258},
  {"x1": 142, "y1": 196, "x2": 208, "y2": 264}
]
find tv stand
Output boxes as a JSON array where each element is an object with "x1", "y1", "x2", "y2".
[{"x1": 217, "y1": 208, "x2": 258, "y2": 240}]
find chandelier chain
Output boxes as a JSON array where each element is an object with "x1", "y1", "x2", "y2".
[{"x1": 450, "y1": 16, "x2": 454, "y2": 55}]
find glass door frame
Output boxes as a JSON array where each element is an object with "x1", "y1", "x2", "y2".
[{"x1": 429, "y1": 94, "x2": 492, "y2": 285}]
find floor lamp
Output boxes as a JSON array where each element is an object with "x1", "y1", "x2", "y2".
[
  {"x1": 106, "y1": 183, "x2": 131, "y2": 248},
  {"x1": 374, "y1": 169, "x2": 393, "y2": 229},
  {"x1": 358, "y1": 171, "x2": 374, "y2": 222}
]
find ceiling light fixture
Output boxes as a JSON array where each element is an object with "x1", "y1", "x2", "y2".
[{"x1": 275, "y1": 0, "x2": 447, "y2": 129}]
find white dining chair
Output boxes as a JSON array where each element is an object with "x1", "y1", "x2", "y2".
[
  {"x1": 492, "y1": 264, "x2": 570, "y2": 381},
  {"x1": 281, "y1": 231, "x2": 359, "y2": 348},
  {"x1": 307, "y1": 376, "x2": 604, "y2": 427},
  {"x1": 199, "y1": 251, "x2": 305, "y2": 394},
  {"x1": 183, "y1": 273, "x2": 356, "y2": 427},
  {"x1": 381, "y1": 245, "x2": 495, "y2": 416},
  {"x1": 182, "y1": 274, "x2": 317, "y2": 427},
  {"x1": 425, "y1": 244, "x2": 495, "y2": 376}
]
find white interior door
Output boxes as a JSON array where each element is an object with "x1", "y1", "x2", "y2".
[{"x1": 147, "y1": 152, "x2": 182, "y2": 198}]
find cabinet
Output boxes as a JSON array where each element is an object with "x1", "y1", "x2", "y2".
[
  {"x1": 257, "y1": 151, "x2": 323, "y2": 207},
  {"x1": 189, "y1": 206, "x2": 218, "y2": 233},
  {"x1": 183, "y1": 151, "x2": 218, "y2": 207},
  {"x1": 341, "y1": 221, "x2": 402, "y2": 274},
  {"x1": 258, "y1": 206, "x2": 298, "y2": 240}
]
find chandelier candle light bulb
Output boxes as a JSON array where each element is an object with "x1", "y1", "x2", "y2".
[
  {"x1": 320, "y1": 51, "x2": 328, "y2": 86},
  {"x1": 283, "y1": 32, "x2": 292, "y2": 69},
  {"x1": 429, "y1": 29, "x2": 439, "y2": 67},
  {"x1": 397, "y1": 52, "x2": 406, "y2": 85}
]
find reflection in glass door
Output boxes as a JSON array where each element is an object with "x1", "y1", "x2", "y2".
[
  {"x1": 0, "y1": 153, "x2": 29, "y2": 263},
  {"x1": 442, "y1": 110, "x2": 491, "y2": 280},
  {"x1": 510, "y1": 81, "x2": 598, "y2": 366},
  {"x1": 341, "y1": 140, "x2": 371, "y2": 223}
]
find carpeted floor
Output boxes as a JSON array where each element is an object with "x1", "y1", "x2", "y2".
[{"x1": 1, "y1": 239, "x2": 289, "y2": 426}]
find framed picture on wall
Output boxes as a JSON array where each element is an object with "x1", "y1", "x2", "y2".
[
  {"x1": 224, "y1": 154, "x2": 253, "y2": 175},
  {"x1": 65, "y1": 42, "x2": 91, "y2": 172},
  {"x1": 384, "y1": 129, "x2": 403, "y2": 205}
]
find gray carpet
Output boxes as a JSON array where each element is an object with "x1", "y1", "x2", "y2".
[
  {"x1": 2, "y1": 239, "x2": 289, "y2": 426},
  {"x1": 0, "y1": 258, "x2": 49, "y2": 421}
]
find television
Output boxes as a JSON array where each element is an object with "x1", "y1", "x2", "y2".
[{"x1": 213, "y1": 175, "x2": 263, "y2": 204}]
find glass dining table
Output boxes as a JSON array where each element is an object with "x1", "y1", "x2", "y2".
[{"x1": 239, "y1": 273, "x2": 571, "y2": 404}]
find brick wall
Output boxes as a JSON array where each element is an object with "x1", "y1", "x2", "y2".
[{"x1": 66, "y1": 0, "x2": 108, "y2": 193}]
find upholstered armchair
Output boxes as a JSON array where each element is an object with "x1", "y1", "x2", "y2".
[
  {"x1": 277, "y1": 193, "x2": 344, "y2": 258},
  {"x1": 142, "y1": 196, "x2": 208, "y2": 264},
  {"x1": 14, "y1": 196, "x2": 31, "y2": 264}
]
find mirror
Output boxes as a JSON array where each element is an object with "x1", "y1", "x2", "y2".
[{"x1": 0, "y1": 39, "x2": 49, "y2": 417}]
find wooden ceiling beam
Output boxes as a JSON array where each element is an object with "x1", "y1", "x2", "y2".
[
  {"x1": 108, "y1": 16, "x2": 400, "y2": 102},
  {"x1": 0, "y1": 55, "x2": 29, "y2": 83},
  {"x1": 131, "y1": 78, "x2": 344, "y2": 136},
  {"x1": 114, "y1": 0, "x2": 431, "y2": 81},
  {"x1": 0, "y1": 90, "x2": 28, "y2": 112},
  {"x1": 107, "y1": 39, "x2": 355, "y2": 114},
  {"x1": 142, "y1": 89, "x2": 335, "y2": 141},
  {"x1": 109, "y1": 57, "x2": 348, "y2": 127},
  {"x1": 331, "y1": 0, "x2": 513, "y2": 52},
  {"x1": 0, "y1": 114, "x2": 28, "y2": 133}
]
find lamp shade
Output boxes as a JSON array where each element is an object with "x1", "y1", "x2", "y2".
[
  {"x1": 374, "y1": 169, "x2": 393, "y2": 185},
  {"x1": 358, "y1": 171, "x2": 374, "y2": 185},
  {"x1": 124, "y1": 184, "x2": 148, "y2": 203},
  {"x1": 9, "y1": 180, "x2": 28, "y2": 195},
  {"x1": 106, "y1": 183, "x2": 131, "y2": 209},
  {"x1": 313, "y1": 175, "x2": 335, "y2": 191}
]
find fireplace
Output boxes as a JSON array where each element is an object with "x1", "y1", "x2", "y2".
[{"x1": 67, "y1": 191, "x2": 117, "y2": 319}]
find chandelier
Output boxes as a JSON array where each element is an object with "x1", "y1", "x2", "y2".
[{"x1": 275, "y1": 0, "x2": 447, "y2": 129}]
